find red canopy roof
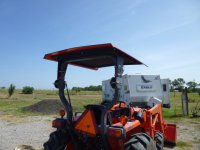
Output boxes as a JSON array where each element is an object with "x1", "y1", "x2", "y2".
[{"x1": 44, "y1": 43, "x2": 145, "y2": 70}]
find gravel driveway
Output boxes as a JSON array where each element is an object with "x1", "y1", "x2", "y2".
[
  {"x1": 0, "y1": 116, "x2": 54, "y2": 150},
  {"x1": 0, "y1": 116, "x2": 199, "y2": 150}
]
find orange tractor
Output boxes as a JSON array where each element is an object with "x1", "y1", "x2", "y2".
[{"x1": 43, "y1": 43, "x2": 176, "y2": 150}]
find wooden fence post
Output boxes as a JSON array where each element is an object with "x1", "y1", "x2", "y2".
[{"x1": 181, "y1": 87, "x2": 189, "y2": 116}]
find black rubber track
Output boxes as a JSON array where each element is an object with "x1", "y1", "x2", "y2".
[
  {"x1": 154, "y1": 132, "x2": 164, "y2": 150},
  {"x1": 43, "y1": 129, "x2": 70, "y2": 150},
  {"x1": 124, "y1": 133, "x2": 157, "y2": 150}
]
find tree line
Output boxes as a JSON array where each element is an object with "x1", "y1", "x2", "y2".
[
  {"x1": 71, "y1": 78, "x2": 200, "y2": 93},
  {"x1": 2, "y1": 78, "x2": 200, "y2": 95},
  {"x1": 72, "y1": 85, "x2": 102, "y2": 91},
  {"x1": 170, "y1": 78, "x2": 200, "y2": 92}
]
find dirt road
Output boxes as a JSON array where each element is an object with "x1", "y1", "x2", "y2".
[{"x1": 0, "y1": 116, "x2": 199, "y2": 150}]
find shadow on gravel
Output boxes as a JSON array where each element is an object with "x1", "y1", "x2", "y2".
[{"x1": 164, "y1": 142, "x2": 176, "y2": 148}]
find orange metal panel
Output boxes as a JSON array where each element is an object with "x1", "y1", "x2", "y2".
[
  {"x1": 124, "y1": 120, "x2": 141, "y2": 132},
  {"x1": 112, "y1": 120, "x2": 141, "y2": 132},
  {"x1": 148, "y1": 104, "x2": 161, "y2": 115},
  {"x1": 44, "y1": 43, "x2": 114, "y2": 61},
  {"x1": 75, "y1": 110, "x2": 97, "y2": 136},
  {"x1": 152, "y1": 114, "x2": 158, "y2": 126},
  {"x1": 143, "y1": 104, "x2": 165, "y2": 137}
]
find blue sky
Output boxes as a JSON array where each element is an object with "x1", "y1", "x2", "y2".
[{"x1": 0, "y1": 0, "x2": 200, "y2": 89}]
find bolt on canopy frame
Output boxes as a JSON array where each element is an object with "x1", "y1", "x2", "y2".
[{"x1": 44, "y1": 43, "x2": 144, "y2": 123}]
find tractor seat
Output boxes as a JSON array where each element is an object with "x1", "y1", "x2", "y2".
[
  {"x1": 111, "y1": 107, "x2": 130, "y2": 118},
  {"x1": 86, "y1": 104, "x2": 112, "y2": 125}
]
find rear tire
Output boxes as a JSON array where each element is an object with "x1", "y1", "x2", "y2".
[
  {"x1": 124, "y1": 133, "x2": 156, "y2": 150},
  {"x1": 155, "y1": 132, "x2": 164, "y2": 150},
  {"x1": 43, "y1": 129, "x2": 70, "y2": 150}
]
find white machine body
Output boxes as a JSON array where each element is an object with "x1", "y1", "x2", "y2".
[{"x1": 102, "y1": 75, "x2": 170, "y2": 108}]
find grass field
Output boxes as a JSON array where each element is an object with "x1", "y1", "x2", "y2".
[
  {"x1": 0, "y1": 89, "x2": 200, "y2": 149},
  {"x1": 0, "y1": 89, "x2": 102, "y2": 117},
  {"x1": 163, "y1": 92, "x2": 200, "y2": 120},
  {"x1": 0, "y1": 89, "x2": 200, "y2": 118}
]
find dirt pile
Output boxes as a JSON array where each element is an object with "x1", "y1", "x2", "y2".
[{"x1": 23, "y1": 99, "x2": 64, "y2": 115}]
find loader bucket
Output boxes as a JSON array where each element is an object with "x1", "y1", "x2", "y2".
[{"x1": 164, "y1": 124, "x2": 177, "y2": 143}]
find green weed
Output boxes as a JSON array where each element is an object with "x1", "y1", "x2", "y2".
[{"x1": 176, "y1": 141, "x2": 192, "y2": 148}]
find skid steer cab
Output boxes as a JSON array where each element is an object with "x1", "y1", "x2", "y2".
[{"x1": 43, "y1": 43, "x2": 176, "y2": 150}]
